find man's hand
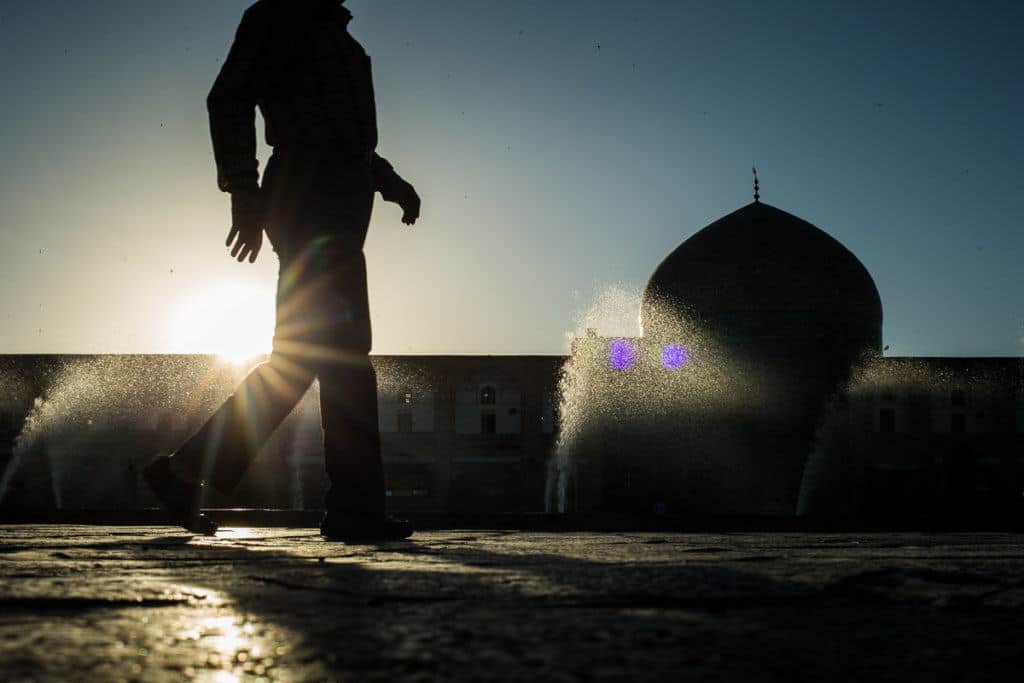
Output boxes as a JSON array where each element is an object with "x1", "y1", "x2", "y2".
[
  {"x1": 394, "y1": 179, "x2": 421, "y2": 226},
  {"x1": 379, "y1": 174, "x2": 420, "y2": 226},
  {"x1": 225, "y1": 190, "x2": 264, "y2": 263}
]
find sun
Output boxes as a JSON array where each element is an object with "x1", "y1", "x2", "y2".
[{"x1": 170, "y1": 283, "x2": 275, "y2": 363}]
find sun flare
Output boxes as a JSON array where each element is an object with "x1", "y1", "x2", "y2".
[{"x1": 170, "y1": 283, "x2": 275, "y2": 363}]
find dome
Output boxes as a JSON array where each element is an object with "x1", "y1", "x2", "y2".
[{"x1": 641, "y1": 201, "x2": 882, "y2": 359}]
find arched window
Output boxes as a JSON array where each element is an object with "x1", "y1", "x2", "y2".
[{"x1": 480, "y1": 385, "x2": 496, "y2": 405}]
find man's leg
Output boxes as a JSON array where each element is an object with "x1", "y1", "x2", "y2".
[
  {"x1": 320, "y1": 358, "x2": 386, "y2": 519},
  {"x1": 172, "y1": 354, "x2": 316, "y2": 495},
  {"x1": 144, "y1": 352, "x2": 315, "y2": 533},
  {"x1": 310, "y1": 239, "x2": 409, "y2": 540},
  {"x1": 312, "y1": 249, "x2": 386, "y2": 519},
  {"x1": 147, "y1": 249, "x2": 319, "y2": 527}
]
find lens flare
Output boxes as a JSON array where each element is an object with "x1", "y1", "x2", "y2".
[
  {"x1": 608, "y1": 339, "x2": 638, "y2": 371},
  {"x1": 662, "y1": 344, "x2": 689, "y2": 369}
]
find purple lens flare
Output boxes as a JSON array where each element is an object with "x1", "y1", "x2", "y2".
[
  {"x1": 608, "y1": 339, "x2": 638, "y2": 371},
  {"x1": 662, "y1": 344, "x2": 689, "y2": 369}
]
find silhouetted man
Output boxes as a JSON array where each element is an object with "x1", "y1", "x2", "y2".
[{"x1": 145, "y1": 0, "x2": 420, "y2": 541}]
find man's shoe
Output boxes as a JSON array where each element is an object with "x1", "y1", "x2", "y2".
[
  {"x1": 320, "y1": 512, "x2": 413, "y2": 542},
  {"x1": 142, "y1": 455, "x2": 218, "y2": 536}
]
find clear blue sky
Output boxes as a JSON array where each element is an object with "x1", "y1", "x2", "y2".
[{"x1": 0, "y1": 0, "x2": 1021, "y2": 357}]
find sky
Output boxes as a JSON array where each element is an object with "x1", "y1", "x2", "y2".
[{"x1": 0, "y1": 0, "x2": 1021, "y2": 357}]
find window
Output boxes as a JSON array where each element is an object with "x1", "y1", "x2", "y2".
[
  {"x1": 397, "y1": 412, "x2": 413, "y2": 433},
  {"x1": 951, "y1": 413, "x2": 966, "y2": 434},
  {"x1": 400, "y1": 390, "x2": 414, "y2": 405},
  {"x1": 480, "y1": 385, "x2": 496, "y2": 405},
  {"x1": 879, "y1": 408, "x2": 895, "y2": 433},
  {"x1": 951, "y1": 389, "x2": 966, "y2": 407},
  {"x1": 481, "y1": 411, "x2": 496, "y2": 434}
]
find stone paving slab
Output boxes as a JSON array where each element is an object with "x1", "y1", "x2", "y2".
[{"x1": 2, "y1": 527, "x2": 1024, "y2": 681}]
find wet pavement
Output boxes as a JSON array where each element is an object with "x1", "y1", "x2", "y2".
[{"x1": 2, "y1": 527, "x2": 1023, "y2": 681}]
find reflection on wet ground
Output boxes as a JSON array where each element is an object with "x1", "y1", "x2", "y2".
[{"x1": 2, "y1": 527, "x2": 1024, "y2": 681}]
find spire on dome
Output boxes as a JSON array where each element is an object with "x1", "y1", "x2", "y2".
[{"x1": 752, "y1": 166, "x2": 760, "y2": 203}]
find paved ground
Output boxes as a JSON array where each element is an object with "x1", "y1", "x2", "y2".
[{"x1": 2, "y1": 527, "x2": 1024, "y2": 682}]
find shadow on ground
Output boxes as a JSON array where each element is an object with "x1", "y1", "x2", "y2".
[{"x1": 2, "y1": 527, "x2": 1024, "y2": 681}]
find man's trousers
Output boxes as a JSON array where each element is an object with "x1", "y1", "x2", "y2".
[{"x1": 176, "y1": 150, "x2": 385, "y2": 517}]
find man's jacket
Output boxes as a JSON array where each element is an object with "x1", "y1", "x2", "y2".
[{"x1": 208, "y1": 0, "x2": 396, "y2": 195}]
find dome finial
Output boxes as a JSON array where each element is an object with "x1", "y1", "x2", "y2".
[{"x1": 752, "y1": 165, "x2": 760, "y2": 203}]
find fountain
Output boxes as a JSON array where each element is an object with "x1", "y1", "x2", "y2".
[
  {"x1": 0, "y1": 356, "x2": 251, "y2": 512},
  {"x1": 797, "y1": 358, "x2": 1023, "y2": 524},
  {"x1": 549, "y1": 290, "x2": 791, "y2": 516}
]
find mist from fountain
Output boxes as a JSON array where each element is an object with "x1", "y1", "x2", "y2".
[
  {"x1": 796, "y1": 358, "x2": 1015, "y2": 520},
  {"x1": 549, "y1": 286, "x2": 792, "y2": 516},
  {"x1": 0, "y1": 356, "x2": 250, "y2": 510}
]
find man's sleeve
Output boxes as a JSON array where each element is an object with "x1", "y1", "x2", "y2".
[
  {"x1": 207, "y1": 7, "x2": 271, "y2": 194},
  {"x1": 370, "y1": 153, "x2": 402, "y2": 197}
]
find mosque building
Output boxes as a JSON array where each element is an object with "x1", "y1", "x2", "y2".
[{"x1": 557, "y1": 174, "x2": 1023, "y2": 523}]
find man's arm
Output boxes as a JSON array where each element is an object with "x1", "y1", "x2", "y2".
[
  {"x1": 207, "y1": 6, "x2": 271, "y2": 194},
  {"x1": 371, "y1": 153, "x2": 421, "y2": 226},
  {"x1": 208, "y1": 6, "x2": 271, "y2": 262}
]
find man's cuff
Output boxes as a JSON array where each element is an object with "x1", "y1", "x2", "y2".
[{"x1": 216, "y1": 163, "x2": 260, "y2": 194}]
